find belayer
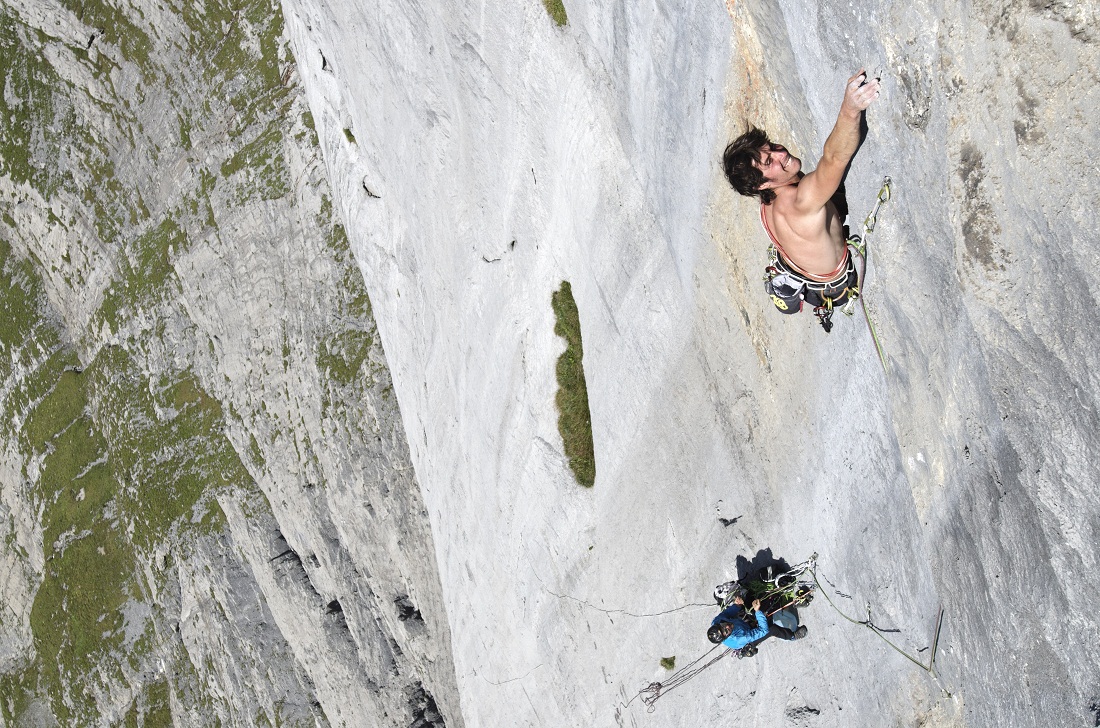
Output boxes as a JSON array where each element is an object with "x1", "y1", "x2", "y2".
[
  {"x1": 723, "y1": 69, "x2": 881, "y2": 332},
  {"x1": 708, "y1": 595, "x2": 807, "y2": 656},
  {"x1": 635, "y1": 560, "x2": 819, "y2": 709}
]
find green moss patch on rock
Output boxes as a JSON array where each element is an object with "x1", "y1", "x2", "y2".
[
  {"x1": 541, "y1": 0, "x2": 568, "y2": 26},
  {"x1": 551, "y1": 280, "x2": 596, "y2": 487}
]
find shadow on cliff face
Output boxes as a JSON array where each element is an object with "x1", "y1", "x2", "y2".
[
  {"x1": 832, "y1": 182, "x2": 850, "y2": 237},
  {"x1": 735, "y1": 548, "x2": 793, "y2": 581}
]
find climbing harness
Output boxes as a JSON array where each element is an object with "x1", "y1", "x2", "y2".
[
  {"x1": 764, "y1": 245, "x2": 861, "y2": 333},
  {"x1": 760, "y1": 176, "x2": 893, "y2": 351}
]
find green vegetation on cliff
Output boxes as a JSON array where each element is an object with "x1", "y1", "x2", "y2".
[
  {"x1": 552, "y1": 280, "x2": 596, "y2": 487},
  {"x1": 0, "y1": 0, "x2": 317, "y2": 722},
  {"x1": 6, "y1": 284, "x2": 247, "y2": 722},
  {"x1": 542, "y1": 0, "x2": 568, "y2": 26}
]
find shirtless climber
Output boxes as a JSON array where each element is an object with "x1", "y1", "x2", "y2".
[
  {"x1": 707, "y1": 595, "x2": 806, "y2": 653},
  {"x1": 722, "y1": 69, "x2": 881, "y2": 331}
]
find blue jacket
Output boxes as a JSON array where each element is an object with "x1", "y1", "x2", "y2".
[{"x1": 711, "y1": 605, "x2": 769, "y2": 649}]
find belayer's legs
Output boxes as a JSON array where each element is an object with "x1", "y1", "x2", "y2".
[
  {"x1": 769, "y1": 623, "x2": 796, "y2": 640},
  {"x1": 769, "y1": 623, "x2": 809, "y2": 641}
]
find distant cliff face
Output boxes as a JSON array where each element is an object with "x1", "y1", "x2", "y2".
[
  {"x1": 283, "y1": 0, "x2": 1100, "y2": 726},
  {"x1": 0, "y1": 1, "x2": 459, "y2": 725}
]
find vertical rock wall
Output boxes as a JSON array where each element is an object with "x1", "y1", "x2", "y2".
[
  {"x1": 287, "y1": 0, "x2": 1099, "y2": 726},
  {"x1": 1, "y1": 0, "x2": 1096, "y2": 724}
]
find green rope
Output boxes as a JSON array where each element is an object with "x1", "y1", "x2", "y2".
[
  {"x1": 857, "y1": 177, "x2": 892, "y2": 374},
  {"x1": 809, "y1": 568, "x2": 942, "y2": 676},
  {"x1": 861, "y1": 294, "x2": 890, "y2": 374}
]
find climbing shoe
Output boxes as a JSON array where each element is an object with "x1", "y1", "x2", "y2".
[{"x1": 791, "y1": 626, "x2": 808, "y2": 640}]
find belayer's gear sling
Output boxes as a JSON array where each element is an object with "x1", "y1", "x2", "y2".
[
  {"x1": 713, "y1": 554, "x2": 818, "y2": 613},
  {"x1": 761, "y1": 178, "x2": 893, "y2": 350}
]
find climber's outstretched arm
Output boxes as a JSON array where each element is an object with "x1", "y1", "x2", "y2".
[{"x1": 793, "y1": 69, "x2": 880, "y2": 214}]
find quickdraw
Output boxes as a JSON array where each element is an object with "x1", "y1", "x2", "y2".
[{"x1": 808, "y1": 564, "x2": 945, "y2": 679}]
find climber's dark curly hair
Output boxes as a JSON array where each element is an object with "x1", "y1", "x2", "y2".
[{"x1": 722, "y1": 126, "x2": 776, "y2": 204}]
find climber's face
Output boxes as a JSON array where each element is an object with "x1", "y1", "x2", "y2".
[{"x1": 756, "y1": 143, "x2": 801, "y2": 189}]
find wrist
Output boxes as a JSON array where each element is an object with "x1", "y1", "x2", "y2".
[{"x1": 838, "y1": 105, "x2": 862, "y2": 122}]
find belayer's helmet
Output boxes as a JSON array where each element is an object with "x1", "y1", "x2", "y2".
[{"x1": 707, "y1": 625, "x2": 725, "y2": 644}]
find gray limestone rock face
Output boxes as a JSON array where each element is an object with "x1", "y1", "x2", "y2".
[
  {"x1": 284, "y1": 0, "x2": 1100, "y2": 726},
  {"x1": 3, "y1": 0, "x2": 1099, "y2": 725}
]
